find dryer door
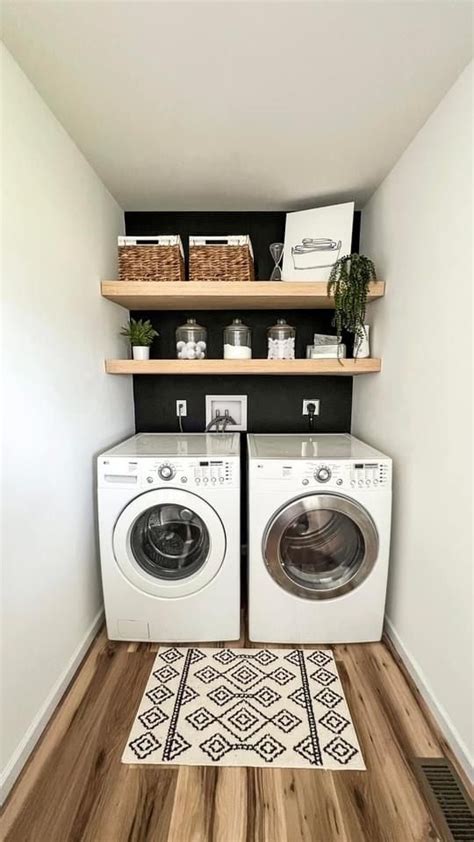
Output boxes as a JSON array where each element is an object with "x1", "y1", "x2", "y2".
[
  {"x1": 263, "y1": 493, "x2": 378, "y2": 600},
  {"x1": 113, "y1": 488, "x2": 226, "y2": 597}
]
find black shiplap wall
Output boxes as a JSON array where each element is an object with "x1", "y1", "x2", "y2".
[{"x1": 126, "y1": 211, "x2": 360, "y2": 435}]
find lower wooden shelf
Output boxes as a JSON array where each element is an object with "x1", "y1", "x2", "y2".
[{"x1": 105, "y1": 358, "x2": 381, "y2": 375}]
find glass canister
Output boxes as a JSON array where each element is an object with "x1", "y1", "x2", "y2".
[
  {"x1": 267, "y1": 318, "x2": 296, "y2": 360},
  {"x1": 176, "y1": 318, "x2": 207, "y2": 359},
  {"x1": 223, "y1": 318, "x2": 252, "y2": 359}
]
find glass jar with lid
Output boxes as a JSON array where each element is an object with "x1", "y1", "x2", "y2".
[
  {"x1": 267, "y1": 318, "x2": 296, "y2": 360},
  {"x1": 176, "y1": 318, "x2": 207, "y2": 359},
  {"x1": 223, "y1": 318, "x2": 252, "y2": 359}
]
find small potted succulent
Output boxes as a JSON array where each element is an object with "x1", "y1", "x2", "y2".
[
  {"x1": 120, "y1": 318, "x2": 159, "y2": 360},
  {"x1": 327, "y1": 254, "x2": 376, "y2": 359}
]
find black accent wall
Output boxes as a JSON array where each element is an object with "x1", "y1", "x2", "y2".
[{"x1": 126, "y1": 211, "x2": 360, "y2": 435}]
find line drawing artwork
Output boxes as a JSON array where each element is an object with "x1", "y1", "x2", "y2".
[
  {"x1": 282, "y1": 203, "x2": 354, "y2": 282},
  {"x1": 291, "y1": 238, "x2": 342, "y2": 271}
]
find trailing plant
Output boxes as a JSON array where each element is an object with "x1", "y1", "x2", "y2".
[
  {"x1": 327, "y1": 254, "x2": 376, "y2": 356},
  {"x1": 120, "y1": 318, "x2": 159, "y2": 347}
]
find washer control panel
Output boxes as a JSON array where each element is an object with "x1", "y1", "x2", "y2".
[
  {"x1": 98, "y1": 456, "x2": 237, "y2": 488},
  {"x1": 193, "y1": 459, "x2": 233, "y2": 486},
  {"x1": 150, "y1": 459, "x2": 235, "y2": 487}
]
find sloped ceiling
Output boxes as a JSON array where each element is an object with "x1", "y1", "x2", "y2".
[{"x1": 1, "y1": 1, "x2": 472, "y2": 209}]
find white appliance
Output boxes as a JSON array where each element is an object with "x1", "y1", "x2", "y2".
[
  {"x1": 98, "y1": 433, "x2": 241, "y2": 642},
  {"x1": 247, "y1": 434, "x2": 392, "y2": 643}
]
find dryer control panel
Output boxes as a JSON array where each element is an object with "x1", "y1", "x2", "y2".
[
  {"x1": 345, "y1": 462, "x2": 391, "y2": 488},
  {"x1": 252, "y1": 459, "x2": 391, "y2": 490},
  {"x1": 98, "y1": 457, "x2": 238, "y2": 489},
  {"x1": 311, "y1": 461, "x2": 391, "y2": 489}
]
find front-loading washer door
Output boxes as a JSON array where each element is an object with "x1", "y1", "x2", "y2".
[
  {"x1": 113, "y1": 488, "x2": 226, "y2": 597},
  {"x1": 263, "y1": 493, "x2": 378, "y2": 600}
]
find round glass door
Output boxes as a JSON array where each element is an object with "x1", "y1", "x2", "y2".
[
  {"x1": 113, "y1": 488, "x2": 226, "y2": 598},
  {"x1": 264, "y1": 494, "x2": 378, "y2": 600},
  {"x1": 130, "y1": 504, "x2": 209, "y2": 580}
]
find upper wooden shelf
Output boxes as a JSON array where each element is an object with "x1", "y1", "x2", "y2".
[
  {"x1": 105, "y1": 358, "x2": 381, "y2": 376},
  {"x1": 101, "y1": 280, "x2": 385, "y2": 311}
]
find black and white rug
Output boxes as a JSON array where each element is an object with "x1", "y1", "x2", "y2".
[{"x1": 122, "y1": 647, "x2": 365, "y2": 770}]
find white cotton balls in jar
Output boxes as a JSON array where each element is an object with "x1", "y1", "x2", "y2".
[{"x1": 175, "y1": 319, "x2": 207, "y2": 360}]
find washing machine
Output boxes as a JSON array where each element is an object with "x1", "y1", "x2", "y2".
[
  {"x1": 98, "y1": 433, "x2": 240, "y2": 642},
  {"x1": 248, "y1": 434, "x2": 392, "y2": 643}
]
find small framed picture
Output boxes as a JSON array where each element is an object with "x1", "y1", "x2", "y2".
[{"x1": 282, "y1": 202, "x2": 354, "y2": 282}]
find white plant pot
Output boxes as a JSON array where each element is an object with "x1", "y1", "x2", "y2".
[
  {"x1": 354, "y1": 325, "x2": 370, "y2": 359},
  {"x1": 132, "y1": 346, "x2": 150, "y2": 361}
]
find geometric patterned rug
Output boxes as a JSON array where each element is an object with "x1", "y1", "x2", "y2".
[{"x1": 122, "y1": 647, "x2": 365, "y2": 770}]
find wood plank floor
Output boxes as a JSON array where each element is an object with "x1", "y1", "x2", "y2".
[{"x1": 1, "y1": 622, "x2": 447, "y2": 842}]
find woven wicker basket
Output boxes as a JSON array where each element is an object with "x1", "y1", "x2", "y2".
[
  {"x1": 118, "y1": 236, "x2": 185, "y2": 282},
  {"x1": 189, "y1": 236, "x2": 254, "y2": 282}
]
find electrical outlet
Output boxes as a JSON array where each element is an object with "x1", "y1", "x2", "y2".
[
  {"x1": 176, "y1": 399, "x2": 187, "y2": 417},
  {"x1": 302, "y1": 399, "x2": 320, "y2": 416}
]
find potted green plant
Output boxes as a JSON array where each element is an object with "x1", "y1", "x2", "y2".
[
  {"x1": 120, "y1": 318, "x2": 159, "y2": 361},
  {"x1": 327, "y1": 254, "x2": 376, "y2": 358}
]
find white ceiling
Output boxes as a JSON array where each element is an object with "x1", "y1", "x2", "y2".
[{"x1": 1, "y1": 1, "x2": 472, "y2": 210}]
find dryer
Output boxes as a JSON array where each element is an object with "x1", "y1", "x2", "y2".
[
  {"x1": 247, "y1": 434, "x2": 392, "y2": 643},
  {"x1": 98, "y1": 433, "x2": 240, "y2": 642}
]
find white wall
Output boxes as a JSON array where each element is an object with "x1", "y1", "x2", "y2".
[
  {"x1": 0, "y1": 45, "x2": 134, "y2": 800},
  {"x1": 352, "y1": 63, "x2": 473, "y2": 776}
]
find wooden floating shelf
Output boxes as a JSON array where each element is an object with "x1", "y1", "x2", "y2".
[
  {"x1": 101, "y1": 280, "x2": 385, "y2": 311},
  {"x1": 105, "y1": 359, "x2": 381, "y2": 376}
]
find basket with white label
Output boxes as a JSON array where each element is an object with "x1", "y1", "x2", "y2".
[
  {"x1": 189, "y1": 235, "x2": 254, "y2": 282},
  {"x1": 118, "y1": 235, "x2": 185, "y2": 282}
]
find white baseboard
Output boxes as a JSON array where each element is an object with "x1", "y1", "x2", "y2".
[
  {"x1": 384, "y1": 616, "x2": 473, "y2": 783},
  {"x1": 0, "y1": 609, "x2": 104, "y2": 805}
]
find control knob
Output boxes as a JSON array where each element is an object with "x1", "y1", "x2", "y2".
[
  {"x1": 158, "y1": 464, "x2": 175, "y2": 481},
  {"x1": 315, "y1": 466, "x2": 331, "y2": 483}
]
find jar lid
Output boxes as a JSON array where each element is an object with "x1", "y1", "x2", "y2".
[
  {"x1": 268, "y1": 318, "x2": 294, "y2": 329},
  {"x1": 268, "y1": 318, "x2": 295, "y2": 338},
  {"x1": 178, "y1": 317, "x2": 204, "y2": 329},
  {"x1": 225, "y1": 318, "x2": 250, "y2": 332}
]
